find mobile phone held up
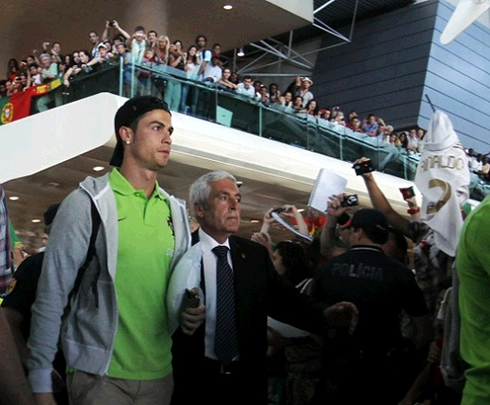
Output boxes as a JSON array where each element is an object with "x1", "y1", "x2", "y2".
[{"x1": 353, "y1": 159, "x2": 375, "y2": 176}]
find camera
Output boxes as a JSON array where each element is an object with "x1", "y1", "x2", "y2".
[
  {"x1": 341, "y1": 194, "x2": 359, "y2": 207},
  {"x1": 109, "y1": 20, "x2": 115, "y2": 27},
  {"x1": 353, "y1": 159, "x2": 375, "y2": 176},
  {"x1": 268, "y1": 207, "x2": 285, "y2": 218}
]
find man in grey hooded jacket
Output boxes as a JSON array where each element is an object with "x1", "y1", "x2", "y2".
[{"x1": 28, "y1": 96, "x2": 191, "y2": 405}]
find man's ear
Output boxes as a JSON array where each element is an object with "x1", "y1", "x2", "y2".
[
  {"x1": 194, "y1": 203, "x2": 205, "y2": 219},
  {"x1": 119, "y1": 126, "x2": 132, "y2": 144}
]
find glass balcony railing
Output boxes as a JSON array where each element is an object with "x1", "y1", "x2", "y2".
[
  {"x1": 43, "y1": 58, "x2": 489, "y2": 201},
  {"x1": 116, "y1": 60, "x2": 422, "y2": 180}
]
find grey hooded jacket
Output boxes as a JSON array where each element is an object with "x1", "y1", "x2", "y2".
[{"x1": 27, "y1": 173, "x2": 191, "y2": 393}]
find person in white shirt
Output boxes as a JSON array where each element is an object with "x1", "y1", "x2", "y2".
[
  {"x1": 237, "y1": 75, "x2": 256, "y2": 97},
  {"x1": 299, "y1": 77, "x2": 314, "y2": 107},
  {"x1": 203, "y1": 57, "x2": 223, "y2": 84},
  {"x1": 199, "y1": 56, "x2": 223, "y2": 120},
  {"x1": 407, "y1": 129, "x2": 419, "y2": 153}
]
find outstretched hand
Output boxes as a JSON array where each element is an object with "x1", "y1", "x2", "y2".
[
  {"x1": 262, "y1": 208, "x2": 276, "y2": 225},
  {"x1": 251, "y1": 232, "x2": 272, "y2": 248},
  {"x1": 251, "y1": 232, "x2": 274, "y2": 257},
  {"x1": 282, "y1": 204, "x2": 299, "y2": 218},
  {"x1": 323, "y1": 301, "x2": 359, "y2": 335},
  {"x1": 326, "y1": 194, "x2": 350, "y2": 219}
]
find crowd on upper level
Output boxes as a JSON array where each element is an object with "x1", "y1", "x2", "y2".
[{"x1": 1, "y1": 20, "x2": 489, "y2": 178}]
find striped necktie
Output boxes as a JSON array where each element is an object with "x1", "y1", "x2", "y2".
[{"x1": 212, "y1": 245, "x2": 239, "y2": 363}]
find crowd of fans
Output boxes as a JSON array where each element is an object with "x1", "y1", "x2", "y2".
[
  {"x1": 0, "y1": 17, "x2": 486, "y2": 404},
  {"x1": 466, "y1": 148, "x2": 490, "y2": 181},
  {"x1": 2, "y1": 20, "x2": 489, "y2": 175},
  {"x1": 248, "y1": 153, "x2": 466, "y2": 404}
]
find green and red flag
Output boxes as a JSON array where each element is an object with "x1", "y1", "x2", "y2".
[
  {"x1": 0, "y1": 79, "x2": 62, "y2": 125},
  {"x1": 0, "y1": 89, "x2": 34, "y2": 125}
]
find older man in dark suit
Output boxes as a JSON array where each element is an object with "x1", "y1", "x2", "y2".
[{"x1": 168, "y1": 170, "x2": 358, "y2": 405}]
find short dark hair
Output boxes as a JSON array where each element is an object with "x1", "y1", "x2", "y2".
[
  {"x1": 113, "y1": 34, "x2": 126, "y2": 43},
  {"x1": 134, "y1": 25, "x2": 145, "y2": 32},
  {"x1": 195, "y1": 34, "x2": 207, "y2": 43},
  {"x1": 274, "y1": 241, "x2": 314, "y2": 285},
  {"x1": 148, "y1": 30, "x2": 157, "y2": 36},
  {"x1": 79, "y1": 50, "x2": 91, "y2": 60}
]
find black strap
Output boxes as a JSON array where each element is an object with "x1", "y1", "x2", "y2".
[{"x1": 63, "y1": 199, "x2": 101, "y2": 319}]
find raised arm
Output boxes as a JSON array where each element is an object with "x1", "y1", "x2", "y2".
[
  {"x1": 112, "y1": 20, "x2": 131, "y2": 41},
  {"x1": 101, "y1": 21, "x2": 110, "y2": 41},
  {"x1": 320, "y1": 194, "x2": 350, "y2": 260},
  {"x1": 400, "y1": 186, "x2": 421, "y2": 221},
  {"x1": 355, "y1": 157, "x2": 411, "y2": 237},
  {"x1": 259, "y1": 208, "x2": 275, "y2": 235},
  {"x1": 282, "y1": 204, "x2": 309, "y2": 236}
]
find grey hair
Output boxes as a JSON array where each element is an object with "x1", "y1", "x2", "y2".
[{"x1": 189, "y1": 170, "x2": 237, "y2": 216}]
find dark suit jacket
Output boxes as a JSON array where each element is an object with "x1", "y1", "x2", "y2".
[{"x1": 171, "y1": 234, "x2": 326, "y2": 405}]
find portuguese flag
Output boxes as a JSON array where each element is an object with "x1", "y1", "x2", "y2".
[
  {"x1": 0, "y1": 78, "x2": 61, "y2": 126},
  {"x1": 0, "y1": 89, "x2": 33, "y2": 125}
]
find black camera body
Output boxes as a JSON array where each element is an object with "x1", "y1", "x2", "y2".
[
  {"x1": 109, "y1": 20, "x2": 116, "y2": 27},
  {"x1": 341, "y1": 194, "x2": 359, "y2": 207},
  {"x1": 353, "y1": 160, "x2": 375, "y2": 176}
]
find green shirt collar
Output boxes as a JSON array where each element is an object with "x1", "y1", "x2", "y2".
[{"x1": 109, "y1": 168, "x2": 165, "y2": 200}]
